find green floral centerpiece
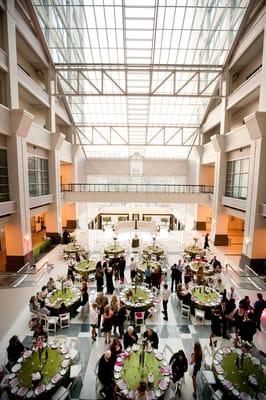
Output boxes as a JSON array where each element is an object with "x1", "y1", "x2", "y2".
[
  {"x1": 120, "y1": 286, "x2": 153, "y2": 311},
  {"x1": 184, "y1": 244, "x2": 205, "y2": 258},
  {"x1": 190, "y1": 261, "x2": 214, "y2": 276},
  {"x1": 137, "y1": 260, "x2": 159, "y2": 274},
  {"x1": 74, "y1": 260, "x2": 96, "y2": 278},
  {"x1": 191, "y1": 286, "x2": 220, "y2": 308},
  {"x1": 64, "y1": 243, "x2": 85, "y2": 254},
  {"x1": 47, "y1": 287, "x2": 80, "y2": 309},
  {"x1": 143, "y1": 244, "x2": 164, "y2": 260},
  {"x1": 104, "y1": 244, "x2": 125, "y2": 256}
]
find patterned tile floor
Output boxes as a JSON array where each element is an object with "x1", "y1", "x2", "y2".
[{"x1": 1, "y1": 228, "x2": 265, "y2": 400}]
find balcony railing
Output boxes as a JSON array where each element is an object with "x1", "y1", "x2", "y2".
[{"x1": 61, "y1": 183, "x2": 214, "y2": 194}]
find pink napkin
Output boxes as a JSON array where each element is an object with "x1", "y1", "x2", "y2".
[
  {"x1": 115, "y1": 360, "x2": 123, "y2": 367},
  {"x1": 51, "y1": 373, "x2": 61, "y2": 384},
  {"x1": 160, "y1": 367, "x2": 170, "y2": 375},
  {"x1": 35, "y1": 384, "x2": 45, "y2": 395},
  {"x1": 10, "y1": 377, "x2": 19, "y2": 388}
]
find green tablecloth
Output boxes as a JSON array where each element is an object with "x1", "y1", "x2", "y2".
[
  {"x1": 191, "y1": 286, "x2": 220, "y2": 310},
  {"x1": 46, "y1": 288, "x2": 81, "y2": 317},
  {"x1": 63, "y1": 244, "x2": 85, "y2": 254},
  {"x1": 137, "y1": 261, "x2": 159, "y2": 274},
  {"x1": 74, "y1": 260, "x2": 96, "y2": 278},
  {"x1": 121, "y1": 351, "x2": 163, "y2": 392},
  {"x1": 17, "y1": 348, "x2": 64, "y2": 389},
  {"x1": 143, "y1": 245, "x2": 164, "y2": 260},
  {"x1": 190, "y1": 262, "x2": 214, "y2": 276},
  {"x1": 104, "y1": 244, "x2": 125, "y2": 256},
  {"x1": 120, "y1": 286, "x2": 153, "y2": 311},
  {"x1": 214, "y1": 349, "x2": 266, "y2": 398},
  {"x1": 184, "y1": 246, "x2": 205, "y2": 258}
]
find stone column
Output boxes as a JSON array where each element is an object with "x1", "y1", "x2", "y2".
[
  {"x1": 45, "y1": 133, "x2": 65, "y2": 243},
  {"x1": 5, "y1": 111, "x2": 34, "y2": 271},
  {"x1": 210, "y1": 135, "x2": 229, "y2": 245},
  {"x1": 239, "y1": 112, "x2": 266, "y2": 273}
]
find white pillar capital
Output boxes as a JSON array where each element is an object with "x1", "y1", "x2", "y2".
[
  {"x1": 244, "y1": 111, "x2": 266, "y2": 140},
  {"x1": 72, "y1": 144, "x2": 82, "y2": 160},
  {"x1": 211, "y1": 134, "x2": 224, "y2": 152},
  {"x1": 10, "y1": 109, "x2": 34, "y2": 137},
  {"x1": 51, "y1": 132, "x2": 65, "y2": 150}
]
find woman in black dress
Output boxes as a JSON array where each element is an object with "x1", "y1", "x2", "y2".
[
  {"x1": 104, "y1": 260, "x2": 115, "y2": 295},
  {"x1": 95, "y1": 261, "x2": 104, "y2": 292},
  {"x1": 102, "y1": 305, "x2": 114, "y2": 345},
  {"x1": 190, "y1": 341, "x2": 202, "y2": 398}
]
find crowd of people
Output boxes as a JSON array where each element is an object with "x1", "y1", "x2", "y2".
[{"x1": 2, "y1": 235, "x2": 265, "y2": 400}]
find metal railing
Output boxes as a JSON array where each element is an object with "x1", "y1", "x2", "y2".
[
  {"x1": 0, "y1": 261, "x2": 49, "y2": 288},
  {"x1": 225, "y1": 263, "x2": 266, "y2": 290},
  {"x1": 61, "y1": 183, "x2": 214, "y2": 194}
]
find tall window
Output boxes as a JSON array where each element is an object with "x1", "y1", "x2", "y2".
[
  {"x1": 28, "y1": 157, "x2": 49, "y2": 197},
  {"x1": 0, "y1": 149, "x2": 9, "y2": 202},
  {"x1": 225, "y1": 158, "x2": 249, "y2": 199}
]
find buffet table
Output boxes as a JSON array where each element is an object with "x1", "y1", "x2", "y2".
[
  {"x1": 74, "y1": 260, "x2": 96, "y2": 278},
  {"x1": 104, "y1": 244, "x2": 125, "y2": 257},
  {"x1": 120, "y1": 286, "x2": 154, "y2": 312},
  {"x1": 190, "y1": 286, "x2": 220, "y2": 319},
  {"x1": 46, "y1": 287, "x2": 81, "y2": 318},
  {"x1": 213, "y1": 346, "x2": 266, "y2": 399},
  {"x1": 115, "y1": 346, "x2": 170, "y2": 399},
  {"x1": 8, "y1": 342, "x2": 71, "y2": 398}
]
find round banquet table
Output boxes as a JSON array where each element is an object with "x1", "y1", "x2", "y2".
[
  {"x1": 8, "y1": 344, "x2": 71, "y2": 399},
  {"x1": 213, "y1": 346, "x2": 266, "y2": 399},
  {"x1": 137, "y1": 261, "x2": 159, "y2": 275},
  {"x1": 74, "y1": 260, "x2": 96, "y2": 278},
  {"x1": 190, "y1": 286, "x2": 221, "y2": 319},
  {"x1": 143, "y1": 245, "x2": 164, "y2": 261},
  {"x1": 46, "y1": 287, "x2": 81, "y2": 318},
  {"x1": 184, "y1": 245, "x2": 206, "y2": 259},
  {"x1": 120, "y1": 286, "x2": 154, "y2": 312},
  {"x1": 63, "y1": 243, "x2": 85, "y2": 254},
  {"x1": 104, "y1": 244, "x2": 125, "y2": 257},
  {"x1": 114, "y1": 346, "x2": 170, "y2": 399},
  {"x1": 189, "y1": 261, "x2": 214, "y2": 276}
]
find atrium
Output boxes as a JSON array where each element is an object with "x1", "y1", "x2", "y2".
[{"x1": 0, "y1": 0, "x2": 265, "y2": 399}]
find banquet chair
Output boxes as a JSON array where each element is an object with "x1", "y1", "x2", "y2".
[
  {"x1": 134, "y1": 311, "x2": 145, "y2": 327},
  {"x1": 51, "y1": 383, "x2": 71, "y2": 400},
  {"x1": 46, "y1": 316, "x2": 59, "y2": 333},
  {"x1": 181, "y1": 304, "x2": 190, "y2": 320},
  {"x1": 59, "y1": 313, "x2": 70, "y2": 329},
  {"x1": 194, "y1": 308, "x2": 205, "y2": 325}
]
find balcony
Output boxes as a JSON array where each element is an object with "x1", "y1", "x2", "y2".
[
  {"x1": 18, "y1": 66, "x2": 50, "y2": 107},
  {"x1": 221, "y1": 196, "x2": 247, "y2": 211},
  {"x1": 61, "y1": 183, "x2": 214, "y2": 205},
  {"x1": 227, "y1": 68, "x2": 261, "y2": 110},
  {"x1": 29, "y1": 194, "x2": 54, "y2": 209},
  {"x1": 55, "y1": 102, "x2": 71, "y2": 126},
  {"x1": 202, "y1": 104, "x2": 221, "y2": 133},
  {"x1": 0, "y1": 201, "x2": 16, "y2": 217},
  {"x1": 28, "y1": 123, "x2": 51, "y2": 150}
]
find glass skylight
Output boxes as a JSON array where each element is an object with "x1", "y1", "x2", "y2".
[{"x1": 33, "y1": 0, "x2": 249, "y2": 159}]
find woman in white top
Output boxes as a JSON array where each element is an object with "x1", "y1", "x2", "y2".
[{"x1": 89, "y1": 303, "x2": 99, "y2": 341}]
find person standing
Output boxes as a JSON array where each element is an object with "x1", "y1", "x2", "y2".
[
  {"x1": 177, "y1": 259, "x2": 183, "y2": 284},
  {"x1": 190, "y1": 341, "x2": 202, "y2": 399},
  {"x1": 253, "y1": 293, "x2": 266, "y2": 331},
  {"x1": 129, "y1": 257, "x2": 137, "y2": 282},
  {"x1": 95, "y1": 261, "x2": 104, "y2": 292},
  {"x1": 170, "y1": 263, "x2": 179, "y2": 292},
  {"x1": 103, "y1": 259, "x2": 114, "y2": 295},
  {"x1": 203, "y1": 233, "x2": 209, "y2": 250},
  {"x1": 119, "y1": 255, "x2": 126, "y2": 283},
  {"x1": 102, "y1": 305, "x2": 114, "y2": 345},
  {"x1": 115, "y1": 301, "x2": 127, "y2": 338},
  {"x1": 98, "y1": 350, "x2": 115, "y2": 399},
  {"x1": 96, "y1": 292, "x2": 109, "y2": 329},
  {"x1": 144, "y1": 264, "x2": 152, "y2": 288},
  {"x1": 162, "y1": 283, "x2": 170, "y2": 321},
  {"x1": 89, "y1": 303, "x2": 99, "y2": 341}
]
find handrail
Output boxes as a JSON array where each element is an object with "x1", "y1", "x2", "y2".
[
  {"x1": 61, "y1": 183, "x2": 214, "y2": 194},
  {"x1": 225, "y1": 263, "x2": 266, "y2": 290},
  {"x1": 0, "y1": 260, "x2": 49, "y2": 288}
]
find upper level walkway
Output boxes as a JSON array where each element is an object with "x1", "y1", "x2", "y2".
[{"x1": 61, "y1": 183, "x2": 214, "y2": 204}]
